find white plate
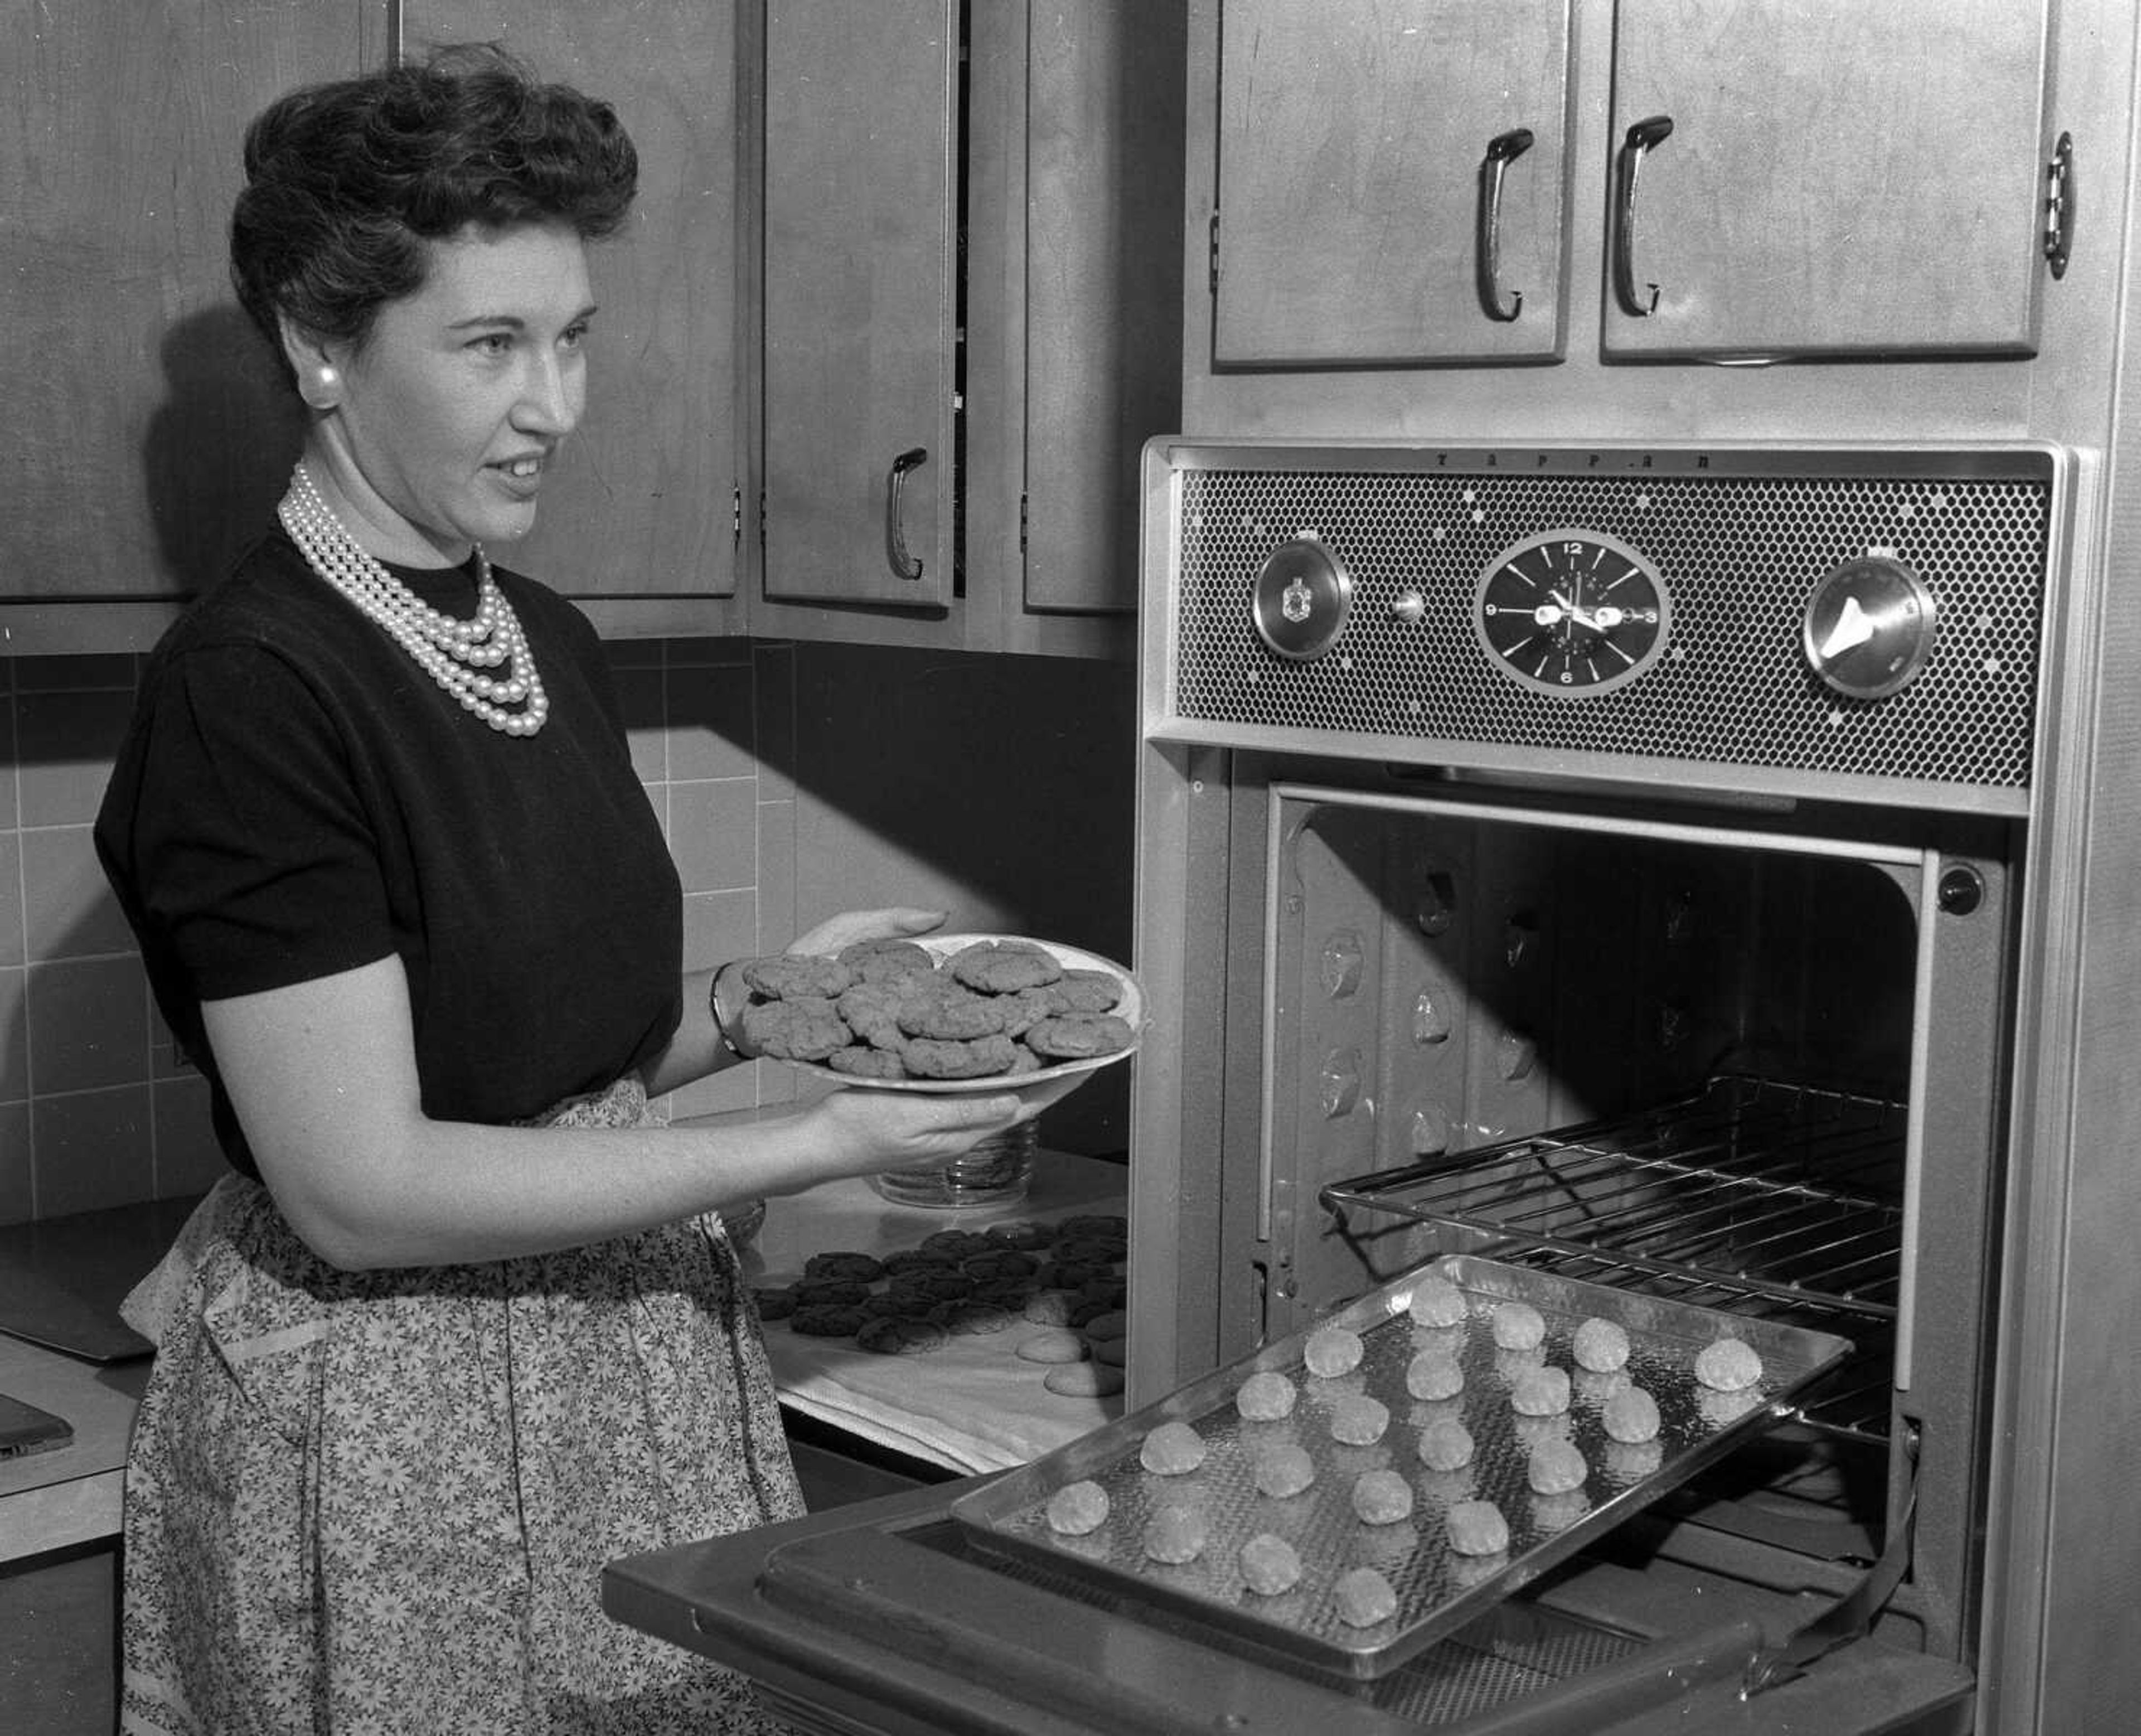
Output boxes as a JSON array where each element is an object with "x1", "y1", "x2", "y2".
[{"x1": 779, "y1": 933, "x2": 1144, "y2": 1094}]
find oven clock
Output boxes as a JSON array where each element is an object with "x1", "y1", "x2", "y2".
[{"x1": 1474, "y1": 530, "x2": 1670, "y2": 696}]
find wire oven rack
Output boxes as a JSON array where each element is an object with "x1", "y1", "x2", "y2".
[{"x1": 1320, "y1": 1074, "x2": 1902, "y2": 1442}]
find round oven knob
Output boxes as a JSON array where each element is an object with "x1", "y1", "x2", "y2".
[
  {"x1": 1803, "y1": 555, "x2": 1938, "y2": 700},
  {"x1": 1251, "y1": 533, "x2": 1352, "y2": 662}
]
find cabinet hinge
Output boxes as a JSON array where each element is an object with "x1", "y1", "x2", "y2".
[
  {"x1": 732, "y1": 487, "x2": 742, "y2": 545},
  {"x1": 1019, "y1": 492, "x2": 1029, "y2": 555},
  {"x1": 2045, "y1": 131, "x2": 2076, "y2": 280},
  {"x1": 1209, "y1": 209, "x2": 1220, "y2": 294}
]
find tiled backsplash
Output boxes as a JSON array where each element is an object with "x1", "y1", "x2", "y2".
[{"x1": 0, "y1": 638, "x2": 796, "y2": 1225}]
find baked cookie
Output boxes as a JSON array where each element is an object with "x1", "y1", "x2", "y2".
[
  {"x1": 741, "y1": 954, "x2": 854, "y2": 1000},
  {"x1": 855, "y1": 1317, "x2": 948, "y2": 1356},
  {"x1": 920, "y1": 1230, "x2": 997, "y2": 1258},
  {"x1": 896, "y1": 986, "x2": 1010, "y2": 1042},
  {"x1": 837, "y1": 937, "x2": 939, "y2": 984},
  {"x1": 792, "y1": 1277, "x2": 871, "y2": 1307},
  {"x1": 835, "y1": 982, "x2": 908, "y2": 1048},
  {"x1": 961, "y1": 1249, "x2": 1036, "y2": 1282},
  {"x1": 887, "y1": 1268, "x2": 974, "y2": 1304},
  {"x1": 1023, "y1": 1013, "x2": 1135, "y2": 1060},
  {"x1": 902, "y1": 1034, "x2": 1020, "y2": 1079},
  {"x1": 805, "y1": 1250, "x2": 885, "y2": 1284},
  {"x1": 789, "y1": 1303, "x2": 867, "y2": 1339},
  {"x1": 930, "y1": 1300, "x2": 1015, "y2": 1336},
  {"x1": 1041, "y1": 969, "x2": 1123, "y2": 1014},
  {"x1": 750, "y1": 1286, "x2": 799, "y2": 1321},
  {"x1": 826, "y1": 1045, "x2": 908, "y2": 1080},
  {"x1": 948, "y1": 939, "x2": 1064, "y2": 994},
  {"x1": 995, "y1": 987, "x2": 1059, "y2": 1038},
  {"x1": 740, "y1": 996, "x2": 850, "y2": 1061}
]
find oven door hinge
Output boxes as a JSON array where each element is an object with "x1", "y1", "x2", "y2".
[{"x1": 1740, "y1": 1423, "x2": 1921, "y2": 1698}]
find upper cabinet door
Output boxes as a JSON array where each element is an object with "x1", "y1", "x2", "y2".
[
  {"x1": 1212, "y1": 0, "x2": 1573, "y2": 367},
  {"x1": 762, "y1": 0, "x2": 958, "y2": 609},
  {"x1": 404, "y1": 2, "x2": 743, "y2": 605},
  {"x1": 1604, "y1": 0, "x2": 2052, "y2": 360},
  {"x1": 2, "y1": 0, "x2": 374, "y2": 608}
]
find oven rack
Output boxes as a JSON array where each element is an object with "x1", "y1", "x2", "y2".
[{"x1": 1321, "y1": 1074, "x2": 1904, "y2": 1442}]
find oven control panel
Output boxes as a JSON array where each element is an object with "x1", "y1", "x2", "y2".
[{"x1": 1152, "y1": 442, "x2": 2061, "y2": 811}]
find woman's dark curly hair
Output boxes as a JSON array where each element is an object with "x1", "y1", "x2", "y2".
[{"x1": 231, "y1": 44, "x2": 638, "y2": 385}]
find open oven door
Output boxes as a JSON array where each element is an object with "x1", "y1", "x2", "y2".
[{"x1": 603, "y1": 1481, "x2": 1973, "y2": 1736}]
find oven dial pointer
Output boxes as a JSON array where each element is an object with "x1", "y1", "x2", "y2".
[{"x1": 1803, "y1": 555, "x2": 1937, "y2": 700}]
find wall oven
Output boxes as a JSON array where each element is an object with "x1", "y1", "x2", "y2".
[{"x1": 607, "y1": 438, "x2": 2119, "y2": 1733}]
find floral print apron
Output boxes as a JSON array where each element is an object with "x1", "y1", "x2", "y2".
[{"x1": 118, "y1": 1078, "x2": 803, "y2": 1735}]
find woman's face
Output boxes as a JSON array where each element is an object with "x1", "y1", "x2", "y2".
[{"x1": 312, "y1": 221, "x2": 598, "y2": 565}]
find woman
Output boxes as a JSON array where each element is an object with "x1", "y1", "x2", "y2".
[{"x1": 94, "y1": 46, "x2": 1081, "y2": 1735}]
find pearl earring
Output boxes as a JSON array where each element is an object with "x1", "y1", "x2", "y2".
[{"x1": 303, "y1": 365, "x2": 340, "y2": 410}]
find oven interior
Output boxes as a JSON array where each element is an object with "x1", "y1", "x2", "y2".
[{"x1": 1212, "y1": 778, "x2": 2013, "y2": 1680}]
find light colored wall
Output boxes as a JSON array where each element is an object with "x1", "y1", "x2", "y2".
[{"x1": 0, "y1": 638, "x2": 797, "y2": 1224}]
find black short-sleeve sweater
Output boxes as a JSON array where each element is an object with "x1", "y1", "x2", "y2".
[{"x1": 94, "y1": 528, "x2": 684, "y2": 1179}]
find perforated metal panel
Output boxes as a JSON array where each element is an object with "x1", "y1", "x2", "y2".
[{"x1": 1162, "y1": 449, "x2": 2055, "y2": 797}]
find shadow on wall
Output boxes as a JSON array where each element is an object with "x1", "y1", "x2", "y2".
[
  {"x1": 142, "y1": 305, "x2": 306, "y2": 597},
  {"x1": 781, "y1": 641, "x2": 1141, "y2": 1155}
]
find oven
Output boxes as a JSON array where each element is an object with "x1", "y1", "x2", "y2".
[{"x1": 605, "y1": 438, "x2": 2128, "y2": 1733}]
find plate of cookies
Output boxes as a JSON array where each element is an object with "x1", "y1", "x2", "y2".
[{"x1": 735, "y1": 933, "x2": 1144, "y2": 1092}]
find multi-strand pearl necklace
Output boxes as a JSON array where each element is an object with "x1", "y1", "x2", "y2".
[{"x1": 277, "y1": 464, "x2": 550, "y2": 737}]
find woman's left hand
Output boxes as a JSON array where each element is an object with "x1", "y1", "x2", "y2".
[{"x1": 788, "y1": 907, "x2": 947, "y2": 957}]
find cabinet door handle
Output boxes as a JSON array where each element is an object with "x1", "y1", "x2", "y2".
[
  {"x1": 1476, "y1": 128, "x2": 1534, "y2": 322},
  {"x1": 884, "y1": 447, "x2": 928, "y2": 582},
  {"x1": 1612, "y1": 113, "x2": 1675, "y2": 317}
]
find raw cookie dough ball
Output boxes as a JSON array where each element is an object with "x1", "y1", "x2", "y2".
[
  {"x1": 1253, "y1": 1443, "x2": 1317, "y2": 1500},
  {"x1": 1303, "y1": 1324, "x2": 1365, "y2": 1378},
  {"x1": 1416, "y1": 1418, "x2": 1476, "y2": 1473},
  {"x1": 1407, "y1": 1272, "x2": 1469, "y2": 1328},
  {"x1": 1405, "y1": 1349, "x2": 1466, "y2": 1402},
  {"x1": 1527, "y1": 1437, "x2": 1588, "y2": 1496},
  {"x1": 1142, "y1": 1503, "x2": 1208, "y2": 1565},
  {"x1": 1016, "y1": 1328, "x2": 1089, "y2": 1365},
  {"x1": 1236, "y1": 1369, "x2": 1299, "y2": 1422},
  {"x1": 1606, "y1": 1438, "x2": 1665, "y2": 1481},
  {"x1": 1445, "y1": 1499, "x2": 1511, "y2": 1557},
  {"x1": 1045, "y1": 1361, "x2": 1126, "y2": 1397},
  {"x1": 1491, "y1": 1301, "x2": 1548, "y2": 1351},
  {"x1": 1572, "y1": 1317, "x2": 1632, "y2": 1374},
  {"x1": 1139, "y1": 1419, "x2": 1208, "y2": 1476},
  {"x1": 1350, "y1": 1468, "x2": 1416, "y2": 1525},
  {"x1": 1699, "y1": 1385, "x2": 1767, "y2": 1427},
  {"x1": 1695, "y1": 1336, "x2": 1764, "y2": 1393},
  {"x1": 1044, "y1": 1480, "x2": 1110, "y2": 1536},
  {"x1": 1333, "y1": 1567, "x2": 1399, "y2": 1628},
  {"x1": 1602, "y1": 1385, "x2": 1663, "y2": 1444},
  {"x1": 1328, "y1": 1394, "x2": 1391, "y2": 1447},
  {"x1": 1510, "y1": 1365, "x2": 1572, "y2": 1417},
  {"x1": 1238, "y1": 1533, "x2": 1304, "y2": 1596}
]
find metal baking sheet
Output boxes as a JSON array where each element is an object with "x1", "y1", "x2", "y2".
[{"x1": 951, "y1": 1254, "x2": 1853, "y2": 1681}]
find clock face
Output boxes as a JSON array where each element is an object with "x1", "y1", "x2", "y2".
[{"x1": 1473, "y1": 530, "x2": 1670, "y2": 696}]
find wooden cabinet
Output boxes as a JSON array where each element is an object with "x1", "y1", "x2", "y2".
[
  {"x1": 1200, "y1": 0, "x2": 2053, "y2": 372},
  {"x1": 1602, "y1": 0, "x2": 2051, "y2": 360},
  {"x1": 751, "y1": 0, "x2": 1184, "y2": 656},
  {"x1": 0, "y1": 0, "x2": 384, "y2": 654},
  {"x1": 1212, "y1": 0, "x2": 1574, "y2": 367},
  {"x1": 404, "y1": 2, "x2": 748, "y2": 639},
  {"x1": 758, "y1": 0, "x2": 958, "y2": 617}
]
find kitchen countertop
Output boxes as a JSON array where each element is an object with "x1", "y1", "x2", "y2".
[
  {"x1": 0, "y1": 1335, "x2": 148, "y2": 1565},
  {"x1": 0, "y1": 1148, "x2": 1130, "y2": 1560},
  {"x1": 740, "y1": 1149, "x2": 1131, "y2": 1474}
]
